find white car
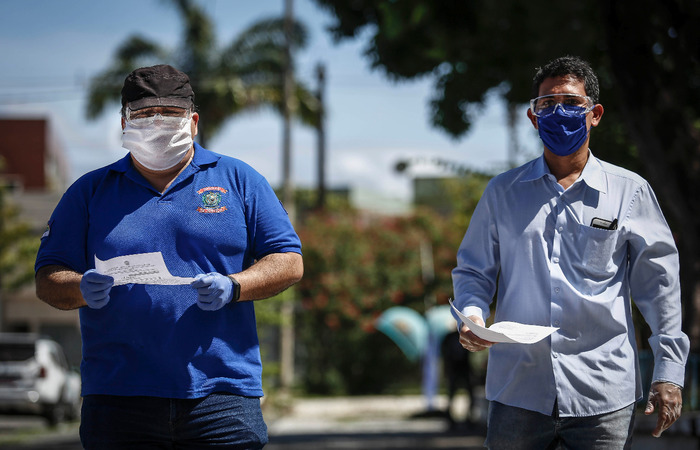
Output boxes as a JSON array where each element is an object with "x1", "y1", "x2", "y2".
[{"x1": 0, "y1": 333, "x2": 81, "y2": 425}]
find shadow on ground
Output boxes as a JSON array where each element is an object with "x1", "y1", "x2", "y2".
[{"x1": 267, "y1": 422, "x2": 487, "y2": 450}]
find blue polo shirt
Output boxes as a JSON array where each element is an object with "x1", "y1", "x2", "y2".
[{"x1": 35, "y1": 144, "x2": 302, "y2": 399}]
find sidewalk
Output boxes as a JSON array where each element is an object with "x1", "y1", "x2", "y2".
[
  {"x1": 0, "y1": 395, "x2": 697, "y2": 449},
  {"x1": 265, "y1": 394, "x2": 700, "y2": 450},
  {"x1": 265, "y1": 394, "x2": 486, "y2": 450}
]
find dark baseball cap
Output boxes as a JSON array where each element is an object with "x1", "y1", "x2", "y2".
[{"x1": 121, "y1": 64, "x2": 194, "y2": 111}]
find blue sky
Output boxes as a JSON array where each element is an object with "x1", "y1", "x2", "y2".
[{"x1": 0, "y1": 0, "x2": 538, "y2": 206}]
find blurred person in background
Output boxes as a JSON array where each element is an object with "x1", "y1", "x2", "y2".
[
  {"x1": 35, "y1": 64, "x2": 303, "y2": 449},
  {"x1": 451, "y1": 55, "x2": 688, "y2": 449},
  {"x1": 441, "y1": 328, "x2": 476, "y2": 429}
]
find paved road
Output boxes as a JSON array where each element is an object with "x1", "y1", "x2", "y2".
[
  {"x1": 264, "y1": 395, "x2": 486, "y2": 450},
  {"x1": 1, "y1": 395, "x2": 698, "y2": 449}
]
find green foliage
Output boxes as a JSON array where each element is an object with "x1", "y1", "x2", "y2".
[
  {"x1": 414, "y1": 174, "x2": 491, "y2": 231},
  {"x1": 86, "y1": 0, "x2": 319, "y2": 146},
  {"x1": 296, "y1": 212, "x2": 423, "y2": 394},
  {"x1": 255, "y1": 289, "x2": 291, "y2": 392},
  {"x1": 314, "y1": 0, "x2": 601, "y2": 137},
  {"x1": 293, "y1": 173, "x2": 489, "y2": 394},
  {"x1": 0, "y1": 184, "x2": 40, "y2": 292},
  {"x1": 313, "y1": 0, "x2": 700, "y2": 349},
  {"x1": 311, "y1": 0, "x2": 697, "y2": 186}
]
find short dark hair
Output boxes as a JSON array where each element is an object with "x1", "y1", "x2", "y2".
[{"x1": 531, "y1": 56, "x2": 599, "y2": 103}]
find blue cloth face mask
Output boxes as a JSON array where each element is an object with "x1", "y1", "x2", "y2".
[{"x1": 536, "y1": 104, "x2": 589, "y2": 156}]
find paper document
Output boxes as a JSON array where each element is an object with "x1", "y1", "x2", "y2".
[
  {"x1": 95, "y1": 252, "x2": 196, "y2": 286},
  {"x1": 449, "y1": 299, "x2": 558, "y2": 344}
]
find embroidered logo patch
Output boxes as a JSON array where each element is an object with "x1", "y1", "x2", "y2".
[{"x1": 197, "y1": 186, "x2": 228, "y2": 213}]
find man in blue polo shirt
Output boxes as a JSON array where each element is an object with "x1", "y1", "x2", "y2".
[{"x1": 35, "y1": 64, "x2": 303, "y2": 449}]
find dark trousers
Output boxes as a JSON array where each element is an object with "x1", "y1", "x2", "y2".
[{"x1": 80, "y1": 392, "x2": 268, "y2": 449}]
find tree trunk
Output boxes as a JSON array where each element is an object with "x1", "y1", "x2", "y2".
[{"x1": 280, "y1": 0, "x2": 296, "y2": 391}]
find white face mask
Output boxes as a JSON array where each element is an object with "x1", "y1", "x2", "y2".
[{"x1": 122, "y1": 114, "x2": 193, "y2": 171}]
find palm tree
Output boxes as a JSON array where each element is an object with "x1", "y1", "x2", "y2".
[{"x1": 85, "y1": 0, "x2": 319, "y2": 148}]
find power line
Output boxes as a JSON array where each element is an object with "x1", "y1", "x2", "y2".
[
  {"x1": 0, "y1": 76, "x2": 85, "y2": 88},
  {"x1": 0, "y1": 68, "x2": 427, "y2": 106},
  {"x1": 0, "y1": 87, "x2": 85, "y2": 105}
]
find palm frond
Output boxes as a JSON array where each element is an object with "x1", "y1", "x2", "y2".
[
  {"x1": 86, "y1": 5, "x2": 318, "y2": 143},
  {"x1": 85, "y1": 35, "x2": 167, "y2": 119}
]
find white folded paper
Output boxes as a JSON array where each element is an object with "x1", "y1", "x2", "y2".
[
  {"x1": 449, "y1": 299, "x2": 558, "y2": 344},
  {"x1": 95, "y1": 252, "x2": 196, "y2": 286}
]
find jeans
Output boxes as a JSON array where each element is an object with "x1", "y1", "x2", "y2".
[
  {"x1": 484, "y1": 401, "x2": 635, "y2": 450},
  {"x1": 80, "y1": 392, "x2": 268, "y2": 449}
]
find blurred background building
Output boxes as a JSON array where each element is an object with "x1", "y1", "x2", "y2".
[{"x1": 0, "y1": 117, "x2": 80, "y2": 366}]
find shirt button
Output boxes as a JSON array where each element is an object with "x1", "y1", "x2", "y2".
[
  {"x1": 553, "y1": 257, "x2": 559, "y2": 263},
  {"x1": 554, "y1": 287, "x2": 561, "y2": 294},
  {"x1": 553, "y1": 353, "x2": 558, "y2": 359},
  {"x1": 554, "y1": 321, "x2": 560, "y2": 326},
  {"x1": 558, "y1": 226, "x2": 563, "y2": 232}
]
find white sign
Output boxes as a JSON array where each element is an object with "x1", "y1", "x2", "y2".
[{"x1": 95, "y1": 252, "x2": 196, "y2": 286}]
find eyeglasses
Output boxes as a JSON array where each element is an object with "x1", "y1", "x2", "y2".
[
  {"x1": 529, "y1": 94, "x2": 594, "y2": 117},
  {"x1": 125, "y1": 107, "x2": 191, "y2": 129}
]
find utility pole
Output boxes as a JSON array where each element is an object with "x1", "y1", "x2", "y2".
[
  {"x1": 280, "y1": 0, "x2": 296, "y2": 391},
  {"x1": 282, "y1": 0, "x2": 295, "y2": 217},
  {"x1": 315, "y1": 63, "x2": 326, "y2": 211}
]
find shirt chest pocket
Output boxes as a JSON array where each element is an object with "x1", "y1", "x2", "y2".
[{"x1": 578, "y1": 224, "x2": 620, "y2": 275}]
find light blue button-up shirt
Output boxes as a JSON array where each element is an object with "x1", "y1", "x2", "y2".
[{"x1": 452, "y1": 152, "x2": 689, "y2": 417}]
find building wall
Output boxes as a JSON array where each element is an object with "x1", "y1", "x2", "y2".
[
  {"x1": 0, "y1": 119, "x2": 47, "y2": 190},
  {"x1": 0, "y1": 118, "x2": 80, "y2": 364}
]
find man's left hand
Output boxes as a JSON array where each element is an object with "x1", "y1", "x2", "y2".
[
  {"x1": 191, "y1": 273, "x2": 233, "y2": 311},
  {"x1": 645, "y1": 381, "x2": 682, "y2": 437}
]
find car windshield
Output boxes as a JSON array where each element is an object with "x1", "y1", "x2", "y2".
[{"x1": 0, "y1": 343, "x2": 35, "y2": 362}]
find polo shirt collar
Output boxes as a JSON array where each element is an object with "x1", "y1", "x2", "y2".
[
  {"x1": 111, "y1": 153, "x2": 132, "y2": 173},
  {"x1": 190, "y1": 142, "x2": 220, "y2": 168}
]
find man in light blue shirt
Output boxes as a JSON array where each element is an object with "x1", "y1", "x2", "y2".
[{"x1": 452, "y1": 56, "x2": 689, "y2": 449}]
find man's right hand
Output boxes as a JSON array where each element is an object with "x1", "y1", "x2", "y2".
[
  {"x1": 459, "y1": 315, "x2": 495, "y2": 352},
  {"x1": 80, "y1": 269, "x2": 114, "y2": 309}
]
